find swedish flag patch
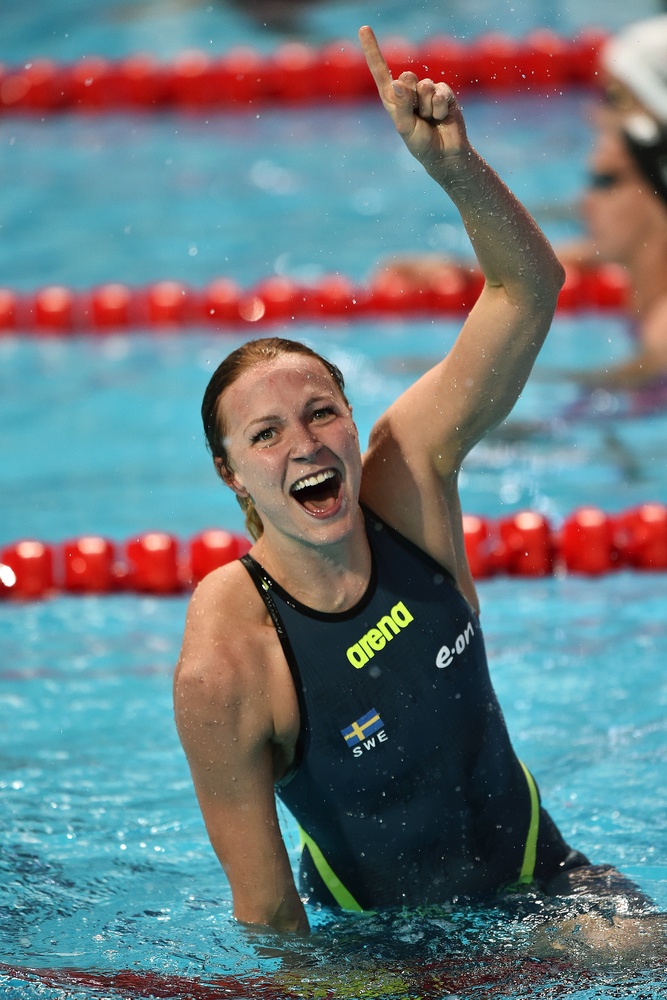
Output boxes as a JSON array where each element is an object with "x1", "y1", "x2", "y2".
[{"x1": 341, "y1": 708, "x2": 384, "y2": 748}]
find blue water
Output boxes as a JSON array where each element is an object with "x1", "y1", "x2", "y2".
[
  {"x1": 1, "y1": 0, "x2": 662, "y2": 62},
  {"x1": 1, "y1": 579, "x2": 666, "y2": 998},
  {"x1": 2, "y1": 1, "x2": 667, "y2": 997},
  {"x1": 1, "y1": 95, "x2": 587, "y2": 292}
]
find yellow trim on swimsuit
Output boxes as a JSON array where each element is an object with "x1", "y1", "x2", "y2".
[
  {"x1": 298, "y1": 826, "x2": 365, "y2": 912},
  {"x1": 516, "y1": 759, "x2": 540, "y2": 885},
  {"x1": 298, "y1": 760, "x2": 540, "y2": 910}
]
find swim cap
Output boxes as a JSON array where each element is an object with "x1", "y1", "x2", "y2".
[
  {"x1": 623, "y1": 114, "x2": 667, "y2": 208},
  {"x1": 602, "y1": 16, "x2": 667, "y2": 124}
]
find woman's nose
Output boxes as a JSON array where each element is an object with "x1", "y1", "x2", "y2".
[{"x1": 289, "y1": 422, "x2": 321, "y2": 460}]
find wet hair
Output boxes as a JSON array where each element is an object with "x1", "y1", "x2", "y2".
[
  {"x1": 201, "y1": 337, "x2": 348, "y2": 540},
  {"x1": 623, "y1": 114, "x2": 667, "y2": 208}
]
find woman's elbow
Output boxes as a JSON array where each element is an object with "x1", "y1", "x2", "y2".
[
  {"x1": 541, "y1": 256, "x2": 566, "y2": 306},
  {"x1": 551, "y1": 257, "x2": 567, "y2": 297}
]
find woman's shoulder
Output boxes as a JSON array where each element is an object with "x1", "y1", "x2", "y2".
[
  {"x1": 175, "y1": 557, "x2": 298, "y2": 766},
  {"x1": 176, "y1": 556, "x2": 283, "y2": 700},
  {"x1": 642, "y1": 293, "x2": 667, "y2": 352},
  {"x1": 183, "y1": 557, "x2": 268, "y2": 646}
]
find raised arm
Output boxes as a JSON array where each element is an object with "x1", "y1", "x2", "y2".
[
  {"x1": 173, "y1": 568, "x2": 308, "y2": 933},
  {"x1": 358, "y1": 25, "x2": 565, "y2": 466}
]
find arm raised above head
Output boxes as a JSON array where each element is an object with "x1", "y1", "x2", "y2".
[
  {"x1": 173, "y1": 567, "x2": 308, "y2": 933},
  {"x1": 358, "y1": 25, "x2": 565, "y2": 465},
  {"x1": 358, "y1": 27, "x2": 564, "y2": 595}
]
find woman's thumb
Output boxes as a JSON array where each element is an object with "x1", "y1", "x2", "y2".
[{"x1": 391, "y1": 80, "x2": 412, "y2": 102}]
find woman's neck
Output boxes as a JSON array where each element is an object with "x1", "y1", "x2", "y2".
[{"x1": 251, "y1": 510, "x2": 371, "y2": 613}]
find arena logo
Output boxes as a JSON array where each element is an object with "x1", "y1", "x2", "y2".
[{"x1": 345, "y1": 601, "x2": 414, "y2": 669}]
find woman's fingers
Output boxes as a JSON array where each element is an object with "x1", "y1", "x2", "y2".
[
  {"x1": 429, "y1": 82, "x2": 457, "y2": 121},
  {"x1": 360, "y1": 27, "x2": 457, "y2": 122},
  {"x1": 359, "y1": 23, "x2": 466, "y2": 159},
  {"x1": 397, "y1": 70, "x2": 419, "y2": 88},
  {"x1": 358, "y1": 25, "x2": 394, "y2": 104},
  {"x1": 415, "y1": 79, "x2": 436, "y2": 119},
  {"x1": 400, "y1": 78, "x2": 455, "y2": 122}
]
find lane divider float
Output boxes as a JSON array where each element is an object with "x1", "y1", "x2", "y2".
[
  {"x1": 0, "y1": 264, "x2": 629, "y2": 334},
  {"x1": 0, "y1": 529, "x2": 250, "y2": 601},
  {"x1": 0, "y1": 31, "x2": 608, "y2": 114},
  {"x1": 1, "y1": 503, "x2": 666, "y2": 601}
]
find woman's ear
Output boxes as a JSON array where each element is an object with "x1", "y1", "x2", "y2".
[{"x1": 214, "y1": 457, "x2": 249, "y2": 498}]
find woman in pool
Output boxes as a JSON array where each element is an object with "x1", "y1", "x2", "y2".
[
  {"x1": 563, "y1": 115, "x2": 667, "y2": 404},
  {"x1": 174, "y1": 27, "x2": 649, "y2": 937}
]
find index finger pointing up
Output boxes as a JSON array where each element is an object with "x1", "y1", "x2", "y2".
[{"x1": 358, "y1": 25, "x2": 394, "y2": 98}]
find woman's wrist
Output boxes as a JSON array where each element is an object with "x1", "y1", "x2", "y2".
[{"x1": 421, "y1": 145, "x2": 473, "y2": 186}]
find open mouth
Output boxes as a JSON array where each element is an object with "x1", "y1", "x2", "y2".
[{"x1": 290, "y1": 469, "x2": 342, "y2": 515}]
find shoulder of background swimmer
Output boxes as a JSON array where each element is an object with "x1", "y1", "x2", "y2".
[{"x1": 642, "y1": 292, "x2": 667, "y2": 360}]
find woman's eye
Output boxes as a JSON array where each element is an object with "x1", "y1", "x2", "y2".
[{"x1": 251, "y1": 427, "x2": 275, "y2": 443}]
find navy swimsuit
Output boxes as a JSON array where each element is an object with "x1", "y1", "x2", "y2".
[{"x1": 241, "y1": 508, "x2": 577, "y2": 911}]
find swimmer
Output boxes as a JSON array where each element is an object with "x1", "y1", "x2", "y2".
[
  {"x1": 374, "y1": 16, "x2": 667, "y2": 402},
  {"x1": 173, "y1": 26, "x2": 660, "y2": 952},
  {"x1": 562, "y1": 115, "x2": 667, "y2": 395}
]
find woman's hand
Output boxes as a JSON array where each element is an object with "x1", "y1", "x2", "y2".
[{"x1": 358, "y1": 24, "x2": 469, "y2": 170}]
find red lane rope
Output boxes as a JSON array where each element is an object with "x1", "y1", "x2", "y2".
[
  {"x1": 0, "y1": 31, "x2": 607, "y2": 114},
  {"x1": 2, "y1": 504, "x2": 666, "y2": 601},
  {"x1": 0, "y1": 265, "x2": 628, "y2": 334}
]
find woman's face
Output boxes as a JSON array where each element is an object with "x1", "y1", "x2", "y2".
[
  {"x1": 581, "y1": 127, "x2": 664, "y2": 266},
  {"x1": 217, "y1": 354, "x2": 362, "y2": 547}
]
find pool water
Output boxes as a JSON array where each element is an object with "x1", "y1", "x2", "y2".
[
  {"x1": 1, "y1": 578, "x2": 666, "y2": 998},
  {"x1": 2, "y1": 0, "x2": 662, "y2": 62},
  {"x1": 2, "y1": 1, "x2": 667, "y2": 997},
  {"x1": 2, "y1": 94, "x2": 588, "y2": 291}
]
